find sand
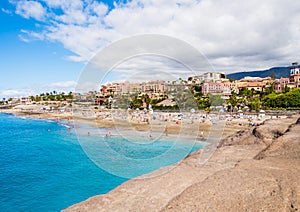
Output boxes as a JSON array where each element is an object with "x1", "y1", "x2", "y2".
[{"x1": 1, "y1": 108, "x2": 250, "y2": 139}]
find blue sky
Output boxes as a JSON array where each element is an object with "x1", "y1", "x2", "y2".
[
  {"x1": 0, "y1": 0, "x2": 123, "y2": 98},
  {"x1": 1, "y1": 0, "x2": 300, "y2": 98},
  {"x1": 0, "y1": 1, "x2": 81, "y2": 98}
]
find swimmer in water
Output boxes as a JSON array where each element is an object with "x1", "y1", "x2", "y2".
[{"x1": 105, "y1": 131, "x2": 111, "y2": 138}]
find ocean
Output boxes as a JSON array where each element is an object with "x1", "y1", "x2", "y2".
[{"x1": 0, "y1": 113, "x2": 204, "y2": 211}]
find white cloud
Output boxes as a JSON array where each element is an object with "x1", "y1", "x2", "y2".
[
  {"x1": 42, "y1": 0, "x2": 68, "y2": 8},
  {"x1": 0, "y1": 81, "x2": 77, "y2": 99},
  {"x1": 89, "y1": 1, "x2": 108, "y2": 17},
  {"x1": 1, "y1": 8, "x2": 12, "y2": 15},
  {"x1": 16, "y1": 0, "x2": 46, "y2": 20},
  {"x1": 11, "y1": 0, "x2": 300, "y2": 74},
  {"x1": 18, "y1": 29, "x2": 45, "y2": 42},
  {"x1": 106, "y1": 55, "x2": 191, "y2": 82},
  {"x1": 49, "y1": 81, "x2": 77, "y2": 88},
  {"x1": 37, "y1": 81, "x2": 77, "y2": 94},
  {"x1": 0, "y1": 89, "x2": 30, "y2": 97}
]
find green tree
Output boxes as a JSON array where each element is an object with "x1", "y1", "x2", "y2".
[
  {"x1": 209, "y1": 94, "x2": 225, "y2": 106},
  {"x1": 248, "y1": 99, "x2": 261, "y2": 111},
  {"x1": 228, "y1": 78, "x2": 235, "y2": 82},
  {"x1": 263, "y1": 88, "x2": 300, "y2": 109},
  {"x1": 282, "y1": 85, "x2": 290, "y2": 93},
  {"x1": 30, "y1": 96, "x2": 35, "y2": 101},
  {"x1": 270, "y1": 71, "x2": 276, "y2": 80},
  {"x1": 197, "y1": 97, "x2": 210, "y2": 109}
]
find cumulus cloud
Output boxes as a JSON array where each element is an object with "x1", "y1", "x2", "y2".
[
  {"x1": 0, "y1": 89, "x2": 30, "y2": 98},
  {"x1": 0, "y1": 81, "x2": 77, "y2": 99},
  {"x1": 106, "y1": 55, "x2": 191, "y2": 82},
  {"x1": 10, "y1": 0, "x2": 300, "y2": 74},
  {"x1": 15, "y1": 0, "x2": 46, "y2": 20}
]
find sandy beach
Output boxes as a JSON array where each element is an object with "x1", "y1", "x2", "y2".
[{"x1": 0, "y1": 106, "x2": 265, "y2": 140}]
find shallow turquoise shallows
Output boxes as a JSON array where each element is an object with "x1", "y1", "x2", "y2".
[{"x1": 0, "y1": 113, "x2": 204, "y2": 211}]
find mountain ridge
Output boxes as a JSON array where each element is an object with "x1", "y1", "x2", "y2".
[{"x1": 227, "y1": 66, "x2": 294, "y2": 80}]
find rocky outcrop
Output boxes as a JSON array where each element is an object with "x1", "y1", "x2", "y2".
[
  {"x1": 218, "y1": 118, "x2": 295, "y2": 147},
  {"x1": 163, "y1": 120, "x2": 300, "y2": 211},
  {"x1": 64, "y1": 116, "x2": 300, "y2": 212}
]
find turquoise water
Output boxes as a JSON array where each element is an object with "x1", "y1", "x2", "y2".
[{"x1": 0, "y1": 113, "x2": 204, "y2": 211}]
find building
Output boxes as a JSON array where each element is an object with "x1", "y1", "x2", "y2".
[
  {"x1": 140, "y1": 80, "x2": 166, "y2": 94},
  {"x1": 275, "y1": 62, "x2": 300, "y2": 91},
  {"x1": 20, "y1": 97, "x2": 30, "y2": 104},
  {"x1": 289, "y1": 62, "x2": 300, "y2": 88},
  {"x1": 101, "y1": 81, "x2": 139, "y2": 95},
  {"x1": 290, "y1": 62, "x2": 300, "y2": 75},
  {"x1": 192, "y1": 72, "x2": 226, "y2": 83},
  {"x1": 275, "y1": 78, "x2": 289, "y2": 92},
  {"x1": 101, "y1": 80, "x2": 167, "y2": 96},
  {"x1": 202, "y1": 81, "x2": 238, "y2": 99},
  {"x1": 236, "y1": 76, "x2": 272, "y2": 92}
]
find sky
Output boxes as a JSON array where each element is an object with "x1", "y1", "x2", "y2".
[{"x1": 1, "y1": 0, "x2": 300, "y2": 98}]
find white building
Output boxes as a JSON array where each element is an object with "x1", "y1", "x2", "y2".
[
  {"x1": 193, "y1": 72, "x2": 226, "y2": 83},
  {"x1": 291, "y1": 62, "x2": 300, "y2": 75}
]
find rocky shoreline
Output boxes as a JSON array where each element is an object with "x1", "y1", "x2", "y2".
[{"x1": 63, "y1": 116, "x2": 300, "y2": 211}]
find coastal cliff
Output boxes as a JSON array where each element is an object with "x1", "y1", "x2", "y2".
[{"x1": 64, "y1": 116, "x2": 300, "y2": 211}]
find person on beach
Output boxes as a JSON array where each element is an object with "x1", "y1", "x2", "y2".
[
  {"x1": 199, "y1": 131, "x2": 205, "y2": 141},
  {"x1": 164, "y1": 126, "x2": 168, "y2": 136}
]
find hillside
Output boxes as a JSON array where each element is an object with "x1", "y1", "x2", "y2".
[{"x1": 227, "y1": 66, "x2": 292, "y2": 80}]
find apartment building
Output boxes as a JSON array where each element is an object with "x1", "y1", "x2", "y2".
[{"x1": 192, "y1": 72, "x2": 226, "y2": 83}]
